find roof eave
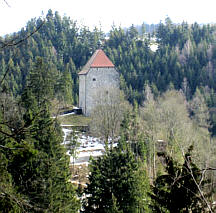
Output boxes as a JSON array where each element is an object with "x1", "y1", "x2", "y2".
[{"x1": 78, "y1": 66, "x2": 115, "y2": 75}]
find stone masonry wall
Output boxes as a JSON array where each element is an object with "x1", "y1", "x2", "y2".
[{"x1": 80, "y1": 67, "x2": 119, "y2": 116}]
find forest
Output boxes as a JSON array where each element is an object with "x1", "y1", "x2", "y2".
[{"x1": 1, "y1": 9, "x2": 216, "y2": 212}]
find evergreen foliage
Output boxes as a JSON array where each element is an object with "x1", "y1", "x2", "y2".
[
  {"x1": 1, "y1": 11, "x2": 216, "y2": 109},
  {"x1": 82, "y1": 142, "x2": 150, "y2": 213},
  {"x1": 151, "y1": 147, "x2": 211, "y2": 212},
  {"x1": 1, "y1": 9, "x2": 216, "y2": 212},
  {"x1": 0, "y1": 51, "x2": 80, "y2": 211},
  {"x1": 2, "y1": 11, "x2": 216, "y2": 133}
]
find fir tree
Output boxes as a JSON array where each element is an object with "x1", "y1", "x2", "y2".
[{"x1": 82, "y1": 139, "x2": 150, "y2": 213}]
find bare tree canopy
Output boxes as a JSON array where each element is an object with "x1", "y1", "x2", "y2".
[{"x1": 90, "y1": 87, "x2": 131, "y2": 142}]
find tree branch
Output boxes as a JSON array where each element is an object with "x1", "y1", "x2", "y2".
[
  {"x1": 0, "y1": 66, "x2": 10, "y2": 89},
  {"x1": 0, "y1": 144, "x2": 24, "y2": 150},
  {"x1": 3, "y1": 0, "x2": 10, "y2": 7},
  {"x1": 171, "y1": 132, "x2": 213, "y2": 212},
  {"x1": 0, "y1": 20, "x2": 45, "y2": 49}
]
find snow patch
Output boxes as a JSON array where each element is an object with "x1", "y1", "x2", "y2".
[
  {"x1": 62, "y1": 128, "x2": 109, "y2": 165},
  {"x1": 59, "y1": 112, "x2": 75, "y2": 117}
]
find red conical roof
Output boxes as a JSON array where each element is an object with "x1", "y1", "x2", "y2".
[{"x1": 78, "y1": 49, "x2": 115, "y2": 75}]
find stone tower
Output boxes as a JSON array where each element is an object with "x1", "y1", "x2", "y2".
[{"x1": 78, "y1": 49, "x2": 119, "y2": 116}]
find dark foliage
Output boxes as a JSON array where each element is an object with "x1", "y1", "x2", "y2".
[{"x1": 150, "y1": 147, "x2": 211, "y2": 212}]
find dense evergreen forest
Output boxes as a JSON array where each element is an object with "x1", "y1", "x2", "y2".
[
  {"x1": 1, "y1": 9, "x2": 216, "y2": 212},
  {"x1": 1, "y1": 11, "x2": 216, "y2": 133}
]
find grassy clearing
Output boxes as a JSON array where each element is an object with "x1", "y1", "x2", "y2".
[{"x1": 58, "y1": 114, "x2": 91, "y2": 126}]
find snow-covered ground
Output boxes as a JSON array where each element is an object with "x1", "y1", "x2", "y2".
[
  {"x1": 59, "y1": 112, "x2": 75, "y2": 117},
  {"x1": 62, "y1": 128, "x2": 106, "y2": 165},
  {"x1": 150, "y1": 43, "x2": 158, "y2": 52}
]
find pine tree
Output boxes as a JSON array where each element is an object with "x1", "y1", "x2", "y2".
[
  {"x1": 2, "y1": 58, "x2": 80, "y2": 212},
  {"x1": 25, "y1": 57, "x2": 55, "y2": 107},
  {"x1": 82, "y1": 139, "x2": 150, "y2": 213},
  {"x1": 57, "y1": 63, "x2": 74, "y2": 106}
]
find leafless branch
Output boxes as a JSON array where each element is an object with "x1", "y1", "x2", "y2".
[
  {"x1": 186, "y1": 162, "x2": 213, "y2": 212},
  {"x1": 0, "y1": 108, "x2": 47, "y2": 144},
  {"x1": 0, "y1": 20, "x2": 45, "y2": 49},
  {"x1": 3, "y1": 0, "x2": 11, "y2": 7},
  {"x1": 0, "y1": 144, "x2": 24, "y2": 150},
  {"x1": 170, "y1": 132, "x2": 213, "y2": 212},
  {"x1": 0, "y1": 20, "x2": 45, "y2": 91},
  {"x1": 199, "y1": 169, "x2": 207, "y2": 187},
  {"x1": 202, "y1": 167, "x2": 216, "y2": 171},
  {"x1": 0, "y1": 186, "x2": 43, "y2": 212},
  {"x1": 0, "y1": 66, "x2": 10, "y2": 89}
]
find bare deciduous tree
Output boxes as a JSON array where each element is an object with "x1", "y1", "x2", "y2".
[{"x1": 90, "y1": 87, "x2": 131, "y2": 144}]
